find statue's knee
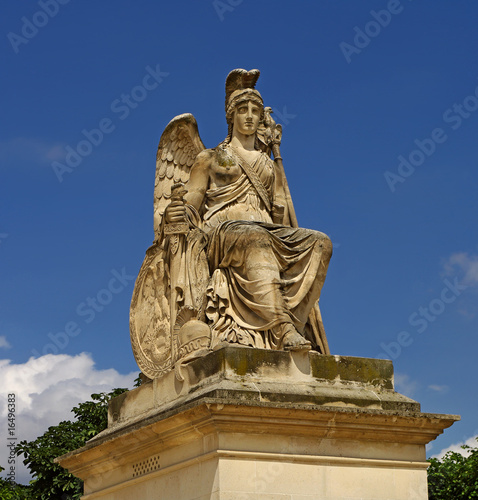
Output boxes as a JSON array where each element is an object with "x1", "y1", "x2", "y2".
[
  {"x1": 318, "y1": 233, "x2": 333, "y2": 260},
  {"x1": 239, "y1": 224, "x2": 270, "y2": 249}
]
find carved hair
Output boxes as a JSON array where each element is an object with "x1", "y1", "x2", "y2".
[{"x1": 225, "y1": 89, "x2": 264, "y2": 125}]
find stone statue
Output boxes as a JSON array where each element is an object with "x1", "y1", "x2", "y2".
[{"x1": 130, "y1": 69, "x2": 333, "y2": 379}]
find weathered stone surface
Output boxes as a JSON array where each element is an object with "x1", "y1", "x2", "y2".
[
  {"x1": 56, "y1": 349, "x2": 458, "y2": 499},
  {"x1": 54, "y1": 68, "x2": 460, "y2": 498},
  {"x1": 130, "y1": 69, "x2": 333, "y2": 381},
  {"x1": 106, "y1": 346, "x2": 419, "y2": 434}
]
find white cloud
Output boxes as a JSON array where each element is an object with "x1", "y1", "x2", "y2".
[
  {"x1": 428, "y1": 384, "x2": 449, "y2": 393},
  {"x1": 442, "y1": 251, "x2": 478, "y2": 318},
  {"x1": 0, "y1": 336, "x2": 11, "y2": 349},
  {"x1": 0, "y1": 353, "x2": 137, "y2": 484},
  {"x1": 394, "y1": 373, "x2": 417, "y2": 398},
  {"x1": 443, "y1": 252, "x2": 478, "y2": 286},
  {"x1": 432, "y1": 434, "x2": 478, "y2": 460},
  {"x1": 0, "y1": 137, "x2": 65, "y2": 168}
]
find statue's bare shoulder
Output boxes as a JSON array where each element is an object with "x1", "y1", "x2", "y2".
[{"x1": 187, "y1": 147, "x2": 247, "y2": 208}]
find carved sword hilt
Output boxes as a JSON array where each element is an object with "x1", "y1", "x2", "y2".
[{"x1": 164, "y1": 183, "x2": 189, "y2": 236}]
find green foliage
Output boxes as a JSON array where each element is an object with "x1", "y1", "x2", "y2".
[
  {"x1": 0, "y1": 466, "x2": 30, "y2": 499},
  {"x1": 14, "y1": 388, "x2": 128, "y2": 500},
  {"x1": 428, "y1": 437, "x2": 478, "y2": 499},
  {"x1": 133, "y1": 372, "x2": 143, "y2": 388}
]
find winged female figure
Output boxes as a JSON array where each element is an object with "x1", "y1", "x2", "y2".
[{"x1": 130, "y1": 69, "x2": 332, "y2": 379}]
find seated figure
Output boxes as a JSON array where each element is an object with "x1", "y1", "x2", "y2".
[{"x1": 130, "y1": 69, "x2": 333, "y2": 379}]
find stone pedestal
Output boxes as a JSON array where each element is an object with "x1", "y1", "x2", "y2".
[{"x1": 57, "y1": 347, "x2": 459, "y2": 499}]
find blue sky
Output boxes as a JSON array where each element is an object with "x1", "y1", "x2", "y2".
[{"x1": 1, "y1": 0, "x2": 477, "y2": 483}]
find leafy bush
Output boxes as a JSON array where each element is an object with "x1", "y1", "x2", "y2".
[
  {"x1": 428, "y1": 437, "x2": 478, "y2": 499},
  {"x1": 10, "y1": 388, "x2": 128, "y2": 499}
]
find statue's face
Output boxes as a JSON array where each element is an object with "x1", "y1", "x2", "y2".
[{"x1": 233, "y1": 100, "x2": 261, "y2": 136}]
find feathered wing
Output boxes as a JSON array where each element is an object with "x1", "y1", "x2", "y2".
[
  {"x1": 154, "y1": 113, "x2": 206, "y2": 238},
  {"x1": 131, "y1": 113, "x2": 206, "y2": 379}
]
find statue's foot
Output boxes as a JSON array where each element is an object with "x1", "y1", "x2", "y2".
[{"x1": 282, "y1": 324, "x2": 311, "y2": 351}]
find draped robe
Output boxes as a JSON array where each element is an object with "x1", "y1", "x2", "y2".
[{"x1": 203, "y1": 146, "x2": 332, "y2": 349}]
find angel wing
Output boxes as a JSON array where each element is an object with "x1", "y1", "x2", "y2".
[
  {"x1": 154, "y1": 113, "x2": 205, "y2": 237},
  {"x1": 131, "y1": 114, "x2": 208, "y2": 379}
]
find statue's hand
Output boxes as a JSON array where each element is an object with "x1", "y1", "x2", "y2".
[{"x1": 164, "y1": 200, "x2": 187, "y2": 224}]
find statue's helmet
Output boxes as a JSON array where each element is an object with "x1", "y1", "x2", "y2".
[{"x1": 225, "y1": 69, "x2": 264, "y2": 126}]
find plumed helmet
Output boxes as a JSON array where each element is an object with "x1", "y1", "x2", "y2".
[{"x1": 225, "y1": 69, "x2": 264, "y2": 125}]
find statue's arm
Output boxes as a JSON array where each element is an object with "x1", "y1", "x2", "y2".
[{"x1": 184, "y1": 150, "x2": 213, "y2": 212}]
